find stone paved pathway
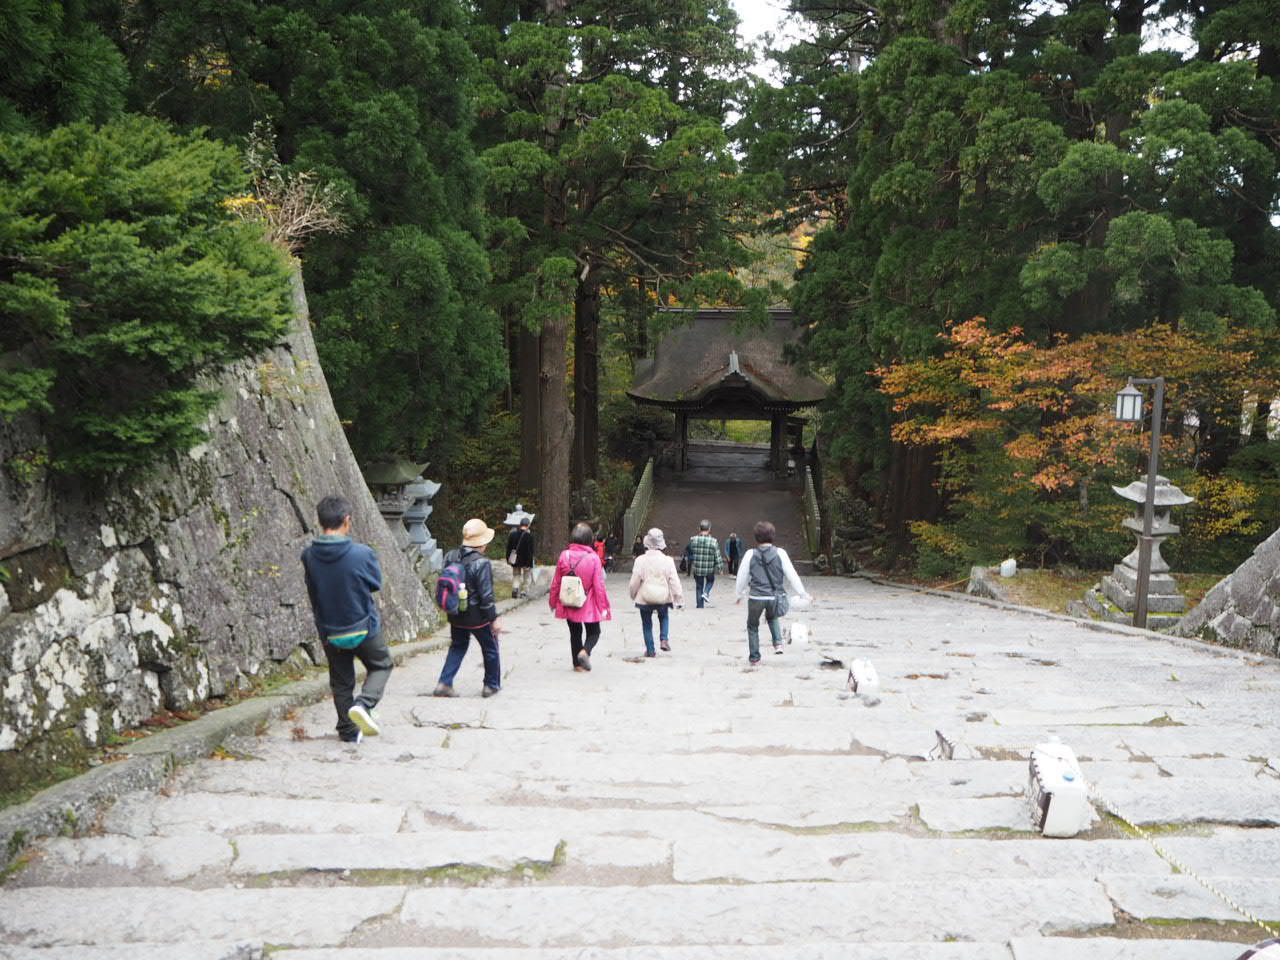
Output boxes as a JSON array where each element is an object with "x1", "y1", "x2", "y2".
[
  {"x1": 5, "y1": 575, "x2": 1280, "y2": 959},
  {"x1": 647, "y1": 441, "x2": 811, "y2": 567}
]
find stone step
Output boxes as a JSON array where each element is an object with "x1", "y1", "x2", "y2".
[
  {"x1": 0, "y1": 887, "x2": 407, "y2": 947},
  {"x1": 20, "y1": 830, "x2": 564, "y2": 885},
  {"x1": 28, "y1": 820, "x2": 1280, "y2": 889},
  {"x1": 0, "y1": 880, "x2": 1116, "y2": 947},
  {"x1": 0, "y1": 939, "x2": 1259, "y2": 960},
  {"x1": 1100, "y1": 873, "x2": 1280, "y2": 922}
]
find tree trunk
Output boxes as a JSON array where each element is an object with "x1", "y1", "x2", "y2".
[
  {"x1": 1197, "y1": 402, "x2": 1242, "y2": 473},
  {"x1": 879, "y1": 440, "x2": 941, "y2": 556},
  {"x1": 518, "y1": 324, "x2": 541, "y2": 491},
  {"x1": 572, "y1": 276, "x2": 601, "y2": 485},
  {"x1": 539, "y1": 312, "x2": 573, "y2": 555}
]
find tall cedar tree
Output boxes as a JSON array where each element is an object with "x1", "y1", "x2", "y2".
[
  {"x1": 95, "y1": 0, "x2": 506, "y2": 462},
  {"x1": 0, "y1": 0, "x2": 126, "y2": 134},
  {"x1": 472, "y1": 0, "x2": 762, "y2": 549},
  {"x1": 740, "y1": 0, "x2": 1278, "y2": 551}
]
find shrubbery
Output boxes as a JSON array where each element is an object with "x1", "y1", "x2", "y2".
[{"x1": 0, "y1": 116, "x2": 293, "y2": 473}]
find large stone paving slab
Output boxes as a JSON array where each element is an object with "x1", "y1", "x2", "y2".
[
  {"x1": 280, "y1": 947, "x2": 1015, "y2": 960},
  {"x1": 0, "y1": 943, "x2": 269, "y2": 960},
  {"x1": 671, "y1": 834, "x2": 1167, "y2": 883},
  {"x1": 399, "y1": 880, "x2": 1115, "y2": 945},
  {"x1": 0, "y1": 887, "x2": 407, "y2": 946},
  {"x1": 1098, "y1": 779, "x2": 1280, "y2": 826},
  {"x1": 228, "y1": 830, "x2": 563, "y2": 874},
  {"x1": 18, "y1": 835, "x2": 231, "y2": 883},
  {"x1": 1008, "y1": 939, "x2": 1251, "y2": 959},
  {"x1": 1100, "y1": 874, "x2": 1280, "y2": 922}
]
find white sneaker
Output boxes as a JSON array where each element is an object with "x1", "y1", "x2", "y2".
[
  {"x1": 702, "y1": 596, "x2": 714, "y2": 607},
  {"x1": 348, "y1": 703, "x2": 381, "y2": 737}
]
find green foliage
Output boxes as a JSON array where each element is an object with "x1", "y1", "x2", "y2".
[
  {"x1": 600, "y1": 395, "x2": 674, "y2": 466},
  {"x1": 100, "y1": 0, "x2": 505, "y2": 463},
  {"x1": 1165, "y1": 444, "x2": 1280, "y2": 571},
  {"x1": 744, "y1": 0, "x2": 1280, "y2": 550},
  {"x1": 473, "y1": 0, "x2": 765, "y2": 334},
  {"x1": 0, "y1": 117, "x2": 292, "y2": 473},
  {"x1": 430, "y1": 407, "x2": 527, "y2": 550},
  {"x1": 0, "y1": 0, "x2": 127, "y2": 133}
]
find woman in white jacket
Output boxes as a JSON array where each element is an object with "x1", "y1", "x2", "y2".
[
  {"x1": 627, "y1": 528, "x2": 685, "y2": 656},
  {"x1": 734, "y1": 520, "x2": 810, "y2": 664}
]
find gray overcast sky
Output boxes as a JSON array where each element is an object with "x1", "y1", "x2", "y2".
[{"x1": 731, "y1": 0, "x2": 788, "y2": 42}]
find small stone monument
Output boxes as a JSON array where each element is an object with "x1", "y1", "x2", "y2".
[
  {"x1": 364, "y1": 460, "x2": 444, "y2": 573},
  {"x1": 1085, "y1": 474, "x2": 1194, "y2": 629}
]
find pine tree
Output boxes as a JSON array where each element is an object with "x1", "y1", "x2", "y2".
[
  {"x1": 472, "y1": 0, "x2": 761, "y2": 546},
  {"x1": 742, "y1": 0, "x2": 1279, "y2": 548},
  {"x1": 97, "y1": 0, "x2": 506, "y2": 462},
  {"x1": 0, "y1": 0, "x2": 126, "y2": 133}
]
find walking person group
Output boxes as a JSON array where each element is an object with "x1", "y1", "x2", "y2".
[{"x1": 301, "y1": 492, "x2": 810, "y2": 745}]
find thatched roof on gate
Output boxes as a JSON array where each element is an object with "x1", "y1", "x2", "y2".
[{"x1": 628, "y1": 308, "x2": 828, "y2": 411}]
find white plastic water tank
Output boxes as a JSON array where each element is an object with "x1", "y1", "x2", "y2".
[
  {"x1": 847, "y1": 659, "x2": 880, "y2": 697},
  {"x1": 1027, "y1": 740, "x2": 1093, "y2": 837},
  {"x1": 999, "y1": 557, "x2": 1017, "y2": 578}
]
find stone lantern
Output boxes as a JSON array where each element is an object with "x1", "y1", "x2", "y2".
[
  {"x1": 1093, "y1": 475, "x2": 1194, "y2": 629},
  {"x1": 503, "y1": 503, "x2": 535, "y2": 527},
  {"x1": 364, "y1": 461, "x2": 444, "y2": 573}
]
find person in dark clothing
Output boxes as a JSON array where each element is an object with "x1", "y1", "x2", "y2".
[
  {"x1": 724, "y1": 532, "x2": 742, "y2": 575},
  {"x1": 301, "y1": 495, "x2": 393, "y2": 743},
  {"x1": 433, "y1": 518, "x2": 504, "y2": 698},
  {"x1": 631, "y1": 535, "x2": 645, "y2": 559},
  {"x1": 506, "y1": 515, "x2": 535, "y2": 598}
]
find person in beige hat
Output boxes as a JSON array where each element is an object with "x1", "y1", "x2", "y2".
[
  {"x1": 627, "y1": 528, "x2": 684, "y2": 656},
  {"x1": 433, "y1": 518, "x2": 504, "y2": 697}
]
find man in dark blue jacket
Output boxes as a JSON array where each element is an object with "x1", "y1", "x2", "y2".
[
  {"x1": 301, "y1": 495, "x2": 393, "y2": 743},
  {"x1": 433, "y1": 518, "x2": 504, "y2": 698}
]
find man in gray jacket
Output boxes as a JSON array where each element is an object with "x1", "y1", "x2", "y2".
[{"x1": 734, "y1": 520, "x2": 811, "y2": 664}]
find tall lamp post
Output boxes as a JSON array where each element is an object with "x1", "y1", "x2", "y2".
[{"x1": 1114, "y1": 377, "x2": 1165, "y2": 628}]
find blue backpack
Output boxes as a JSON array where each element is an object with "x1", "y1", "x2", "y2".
[{"x1": 435, "y1": 556, "x2": 469, "y2": 614}]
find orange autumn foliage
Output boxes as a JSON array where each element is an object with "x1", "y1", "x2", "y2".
[{"x1": 877, "y1": 317, "x2": 1278, "y2": 493}]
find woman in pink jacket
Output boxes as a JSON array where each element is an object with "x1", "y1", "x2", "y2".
[
  {"x1": 627, "y1": 528, "x2": 684, "y2": 656},
  {"x1": 549, "y1": 522, "x2": 613, "y2": 671}
]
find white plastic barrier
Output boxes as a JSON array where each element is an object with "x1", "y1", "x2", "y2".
[
  {"x1": 846, "y1": 659, "x2": 880, "y2": 697},
  {"x1": 1027, "y1": 740, "x2": 1093, "y2": 838}
]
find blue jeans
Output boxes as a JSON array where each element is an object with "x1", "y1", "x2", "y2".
[
  {"x1": 746, "y1": 598, "x2": 782, "y2": 662},
  {"x1": 439, "y1": 624, "x2": 501, "y2": 690},
  {"x1": 324, "y1": 630, "x2": 393, "y2": 740},
  {"x1": 637, "y1": 604, "x2": 670, "y2": 654},
  {"x1": 694, "y1": 573, "x2": 715, "y2": 607}
]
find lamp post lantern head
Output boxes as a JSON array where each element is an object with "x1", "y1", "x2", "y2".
[{"x1": 1115, "y1": 382, "x2": 1143, "y2": 423}]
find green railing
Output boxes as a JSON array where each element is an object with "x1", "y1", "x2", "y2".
[
  {"x1": 623, "y1": 458, "x2": 655, "y2": 547},
  {"x1": 802, "y1": 464, "x2": 821, "y2": 558}
]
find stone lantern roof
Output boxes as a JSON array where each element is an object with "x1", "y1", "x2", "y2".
[{"x1": 1110, "y1": 475, "x2": 1194, "y2": 507}]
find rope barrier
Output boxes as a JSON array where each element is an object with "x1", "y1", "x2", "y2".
[{"x1": 1088, "y1": 783, "x2": 1279, "y2": 939}]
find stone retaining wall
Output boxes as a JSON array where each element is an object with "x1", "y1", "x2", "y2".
[
  {"x1": 0, "y1": 274, "x2": 435, "y2": 791},
  {"x1": 1172, "y1": 525, "x2": 1280, "y2": 657}
]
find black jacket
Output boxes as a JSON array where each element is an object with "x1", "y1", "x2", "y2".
[
  {"x1": 445, "y1": 546, "x2": 498, "y2": 627},
  {"x1": 505, "y1": 527, "x2": 535, "y2": 567}
]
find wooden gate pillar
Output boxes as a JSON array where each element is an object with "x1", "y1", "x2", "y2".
[{"x1": 769, "y1": 414, "x2": 783, "y2": 474}]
